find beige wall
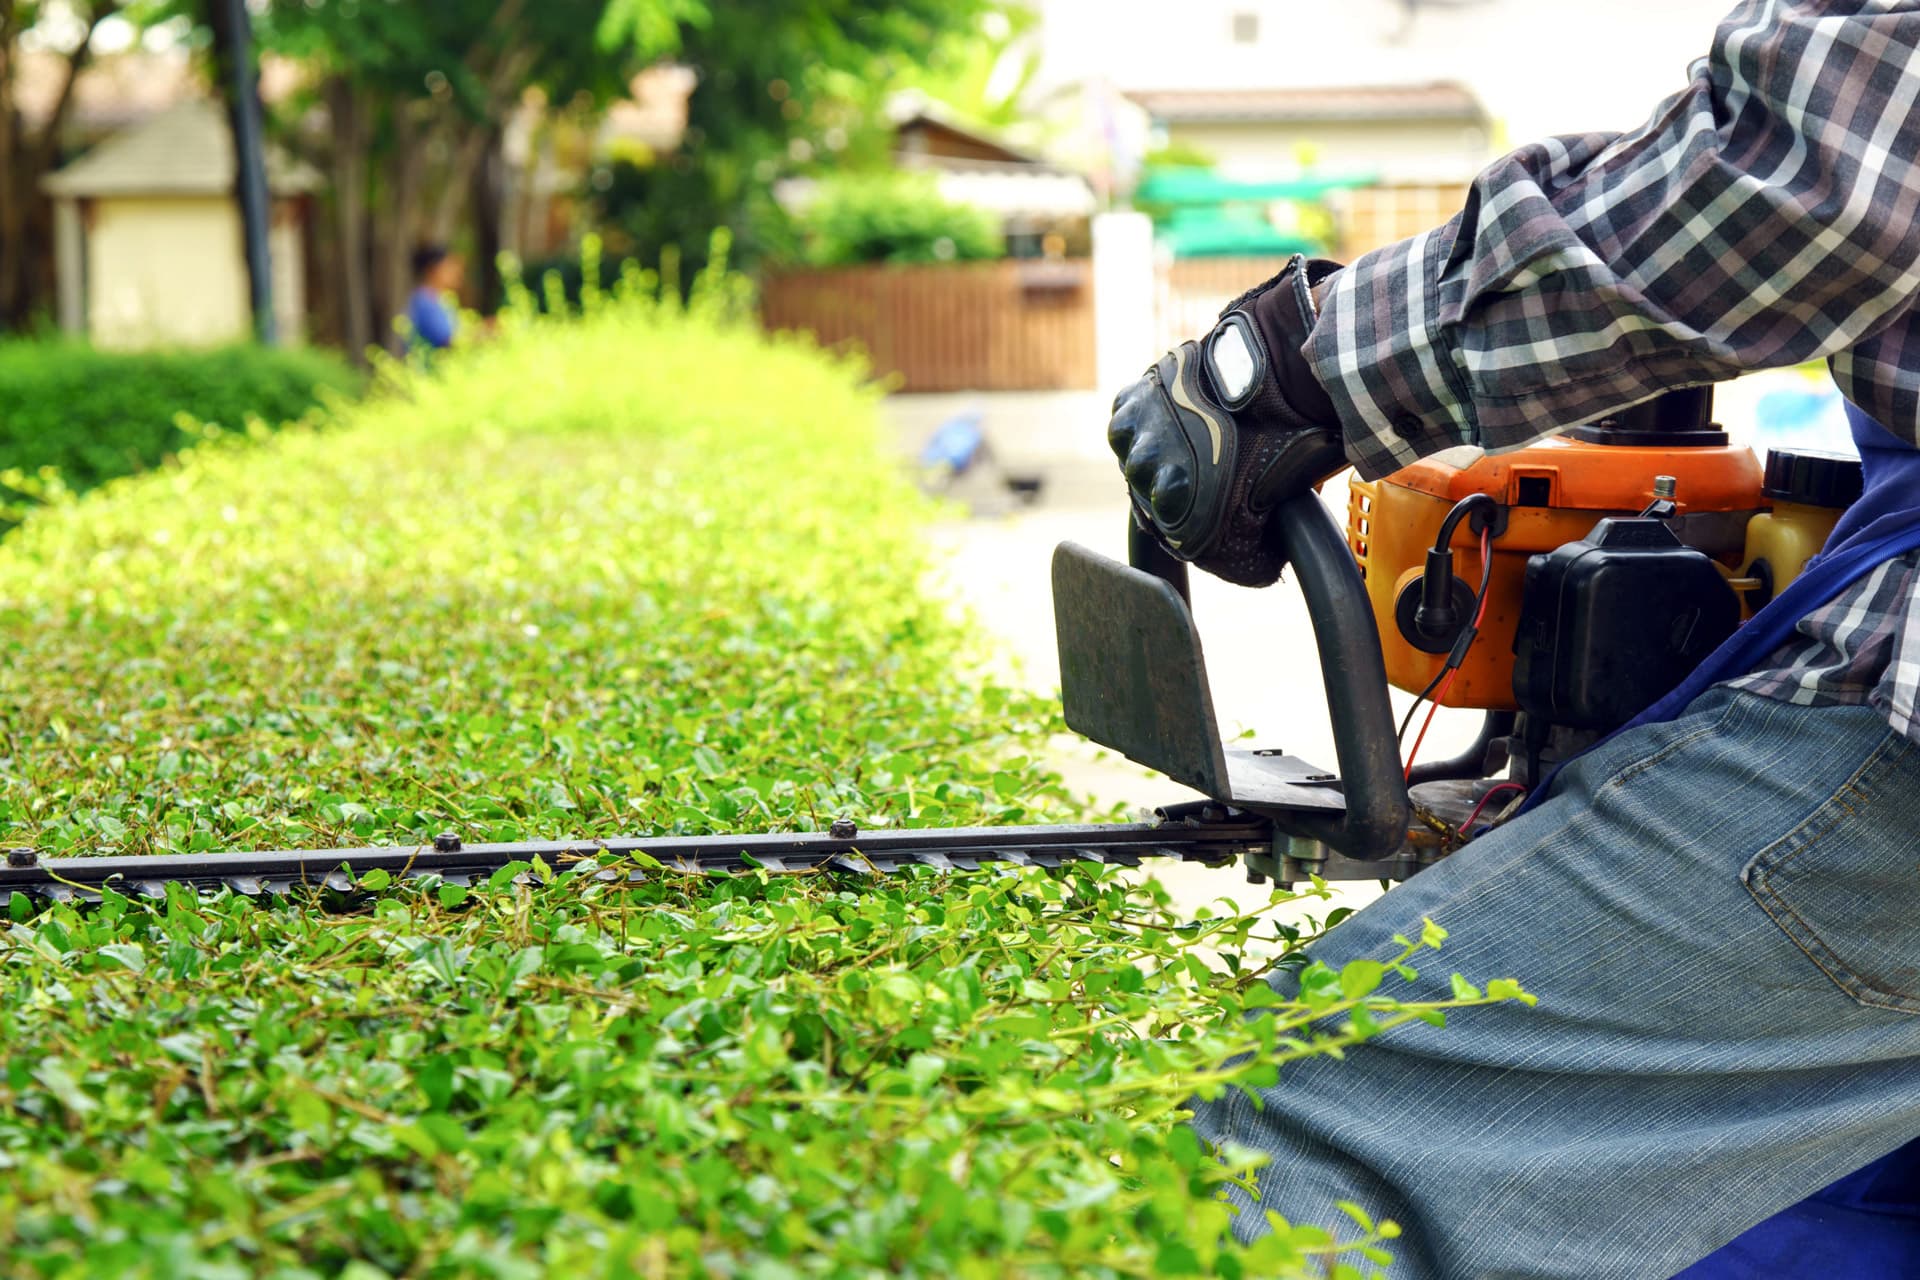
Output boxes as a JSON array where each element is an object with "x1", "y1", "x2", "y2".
[
  {"x1": 83, "y1": 196, "x2": 308, "y2": 348},
  {"x1": 86, "y1": 196, "x2": 250, "y2": 349},
  {"x1": 269, "y1": 200, "x2": 306, "y2": 345}
]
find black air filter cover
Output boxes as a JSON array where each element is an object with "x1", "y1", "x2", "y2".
[{"x1": 1512, "y1": 517, "x2": 1741, "y2": 732}]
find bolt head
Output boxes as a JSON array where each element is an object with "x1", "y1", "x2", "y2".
[
  {"x1": 828, "y1": 817, "x2": 858, "y2": 840},
  {"x1": 432, "y1": 832, "x2": 461, "y2": 853},
  {"x1": 6, "y1": 847, "x2": 37, "y2": 868}
]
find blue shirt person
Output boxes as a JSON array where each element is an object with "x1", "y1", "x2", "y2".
[{"x1": 405, "y1": 243, "x2": 461, "y2": 354}]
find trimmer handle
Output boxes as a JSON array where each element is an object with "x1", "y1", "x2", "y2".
[
  {"x1": 1269, "y1": 495, "x2": 1408, "y2": 859},
  {"x1": 1122, "y1": 497, "x2": 1407, "y2": 861},
  {"x1": 1128, "y1": 513, "x2": 1190, "y2": 605}
]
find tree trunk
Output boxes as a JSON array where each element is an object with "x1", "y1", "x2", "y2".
[
  {"x1": 325, "y1": 76, "x2": 373, "y2": 360},
  {"x1": 0, "y1": 3, "x2": 107, "y2": 331},
  {"x1": 377, "y1": 106, "x2": 424, "y2": 354},
  {"x1": 0, "y1": 0, "x2": 16, "y2": 310},
  {"x1": 469, "y1": 124, "x2": 505, "y2": 313},
  {"x1": 206, "y1": 0, "x2": 275, "y2": 343}
]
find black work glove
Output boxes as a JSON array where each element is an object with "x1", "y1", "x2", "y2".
[{"x1": 1107, "y1": 254, "x2": 1348, "y2": 587}]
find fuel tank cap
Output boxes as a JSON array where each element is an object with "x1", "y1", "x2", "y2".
[{"x1": 1763, "y1": 448, "x2": 1863, "y2": 509}]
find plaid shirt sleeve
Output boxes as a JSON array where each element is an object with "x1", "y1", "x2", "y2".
[{"x1": 1304, "y1": 0, "x2": 1920, "y2": 480}]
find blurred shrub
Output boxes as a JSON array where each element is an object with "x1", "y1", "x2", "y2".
[
  {"x1": 793, "y1": 172, "x2": 1004, "y2": 266},
  {"x1": 0, "y1": 341, "x2": 357, "y2": 499}
]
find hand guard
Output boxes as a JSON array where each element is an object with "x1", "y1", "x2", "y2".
[{"x1": 1107, "y1": 255, "x2": 1347, "y2": 587}]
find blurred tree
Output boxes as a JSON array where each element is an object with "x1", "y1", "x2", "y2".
[
  {"x1": 589, "y1": 0, "x2": 1002, "y2": 278},
  {"x1": 255, "y1": 0, "x2": 694, "y2": 354},
  {"x1": 0, "y1": 0, "x2": 128, "y2": 330},
  {"x1": 878, "y1": 5, "x2": 1038, "y2": 136}
]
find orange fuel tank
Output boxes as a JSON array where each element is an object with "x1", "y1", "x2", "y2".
[{"x1": 1347, "y1": 435, "x2": 1765, "y2": 709}]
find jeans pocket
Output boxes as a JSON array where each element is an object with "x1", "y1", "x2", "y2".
[{"x1": 1743, "y1": 731, "x2": 1920, "y2": 1014}]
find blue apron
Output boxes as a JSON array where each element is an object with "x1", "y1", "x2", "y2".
[{"x1": 1528, "y1": 402, "x2": 1920, "y2": 1277}]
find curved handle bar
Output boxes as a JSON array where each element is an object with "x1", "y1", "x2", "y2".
[
  {"x1": 1126, "y1": 494, "x2": 1409, "y2": 861},
  {"x1": 1271, "y1": 495, "x2": 1409, "y2": 859}
]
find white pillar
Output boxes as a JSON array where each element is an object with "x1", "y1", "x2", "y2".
[
  {"x1": 1091, "y1": 210, "x2": 1157, "y2": 401},
  {"x1": 52, "y1": 197, "x2": 85, "y2": 336}
]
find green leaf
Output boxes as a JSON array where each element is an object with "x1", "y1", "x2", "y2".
[
  {"x1": 691, "y1": 745, "x2": 727, "y2": 779},
  {"x1": 97, "y1": 942, "x2": 146, "y2": 973},
  {"x1": 1338, "y1": 960, "x2": 1384, "y2": 1001},
  {"x1": 1485, "y1": 977, "x2": 1535, "y2": 1006},
  {"x1": 33, "y1": 1060, "x2": 96, "y2": 1115},
  {"x1": 487, "y1": 862, "x2": 532, "y2": 892},
  {"x1": 285, "y1": 1089, "x2": 331, "y2": 1135},
  {"x1": 417, "y1": 1055, "x2": 456, "y2": 1111}
]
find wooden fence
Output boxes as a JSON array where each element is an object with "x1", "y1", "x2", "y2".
[{"x1": 759, "y1": 259, "x2": 1096, "y2": 392}]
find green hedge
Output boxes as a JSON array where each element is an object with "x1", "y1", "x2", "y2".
[
  {"x1": 0, "y1": 340, "x2": 357, "y2": 496},
  {"x1": 794, "y1": 173, "x2": 1004, "y2": 266},
  {"x1": 0, "y1": 265, "x2": 1523, "y2": 1278}
]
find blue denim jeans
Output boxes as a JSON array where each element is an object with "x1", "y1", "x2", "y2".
[{"x1": 1187, "y1": 687, "x2": 1920, "y2": 1279}]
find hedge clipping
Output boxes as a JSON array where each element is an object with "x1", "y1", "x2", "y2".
[{"x1": 0, "y1": 255, "x2": 1526, "y2": 1279}]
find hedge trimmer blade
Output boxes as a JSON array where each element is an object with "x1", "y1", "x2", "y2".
[{"x1": 0, "y1": 812, "x2": 1272, "y2": 905}]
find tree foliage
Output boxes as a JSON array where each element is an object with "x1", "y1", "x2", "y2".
[
  {"x1": 590, "y1": 0, "x2": 1002, "y2": 275},
  {"x1": 254, "y1": 0, "x2": 693, "y2": 351}
]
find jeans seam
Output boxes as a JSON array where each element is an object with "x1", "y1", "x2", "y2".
[
  {"x1": 1596, "y1": 695, "x2": 1748, "y2": 794},
  {"x1": 1744, "y1": 732, "x2": 1920, "y2": 1014}
]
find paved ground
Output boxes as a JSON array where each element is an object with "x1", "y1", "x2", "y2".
[{"x1": 885, "y1": 391, "x2": 1491, "y2": 935}]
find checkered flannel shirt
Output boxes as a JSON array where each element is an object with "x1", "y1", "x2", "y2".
[{"x1": 1302, "y1": 0, "x2": 1920, "y2": 741}]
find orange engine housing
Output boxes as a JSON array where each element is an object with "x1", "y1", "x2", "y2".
[{"x1": 1348, "y1": 437, "x2": 1766, "y2": 709}]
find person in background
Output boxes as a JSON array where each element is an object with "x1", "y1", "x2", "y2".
[{"x1": 406, "y1": 243, "x2": 462, "y2": 353}]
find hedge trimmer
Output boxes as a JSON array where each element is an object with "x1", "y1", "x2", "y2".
[{"x1": 1, "y1": 389, "x2": 1857, "y2": 905}]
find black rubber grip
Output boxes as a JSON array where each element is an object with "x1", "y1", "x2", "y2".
[{"x1": 1272, "y1": 495, "x2": 1410, "y2": 860}]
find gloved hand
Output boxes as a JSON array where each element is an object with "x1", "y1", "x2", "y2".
[{"x1": 1107, "y1": 254, "x2": 1348, "y2": 587}]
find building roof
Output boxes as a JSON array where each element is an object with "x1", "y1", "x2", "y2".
[
  {"x1": 894, "y1": 113, "x2": 1041, "y2": 168},
  {"x1": 43, "y1": 99, "x2": 321, "y2": 198},
  {"x1": 1127, "y1": 82, "x2": 1488, "y2": 126},
  {"x1": 882, "y1": 99, "x2": 1095, "y2": 218}
]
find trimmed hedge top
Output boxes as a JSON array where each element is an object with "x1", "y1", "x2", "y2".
[{"x1": 0, "y1": 273, "x2": 1523, "y2": 1278}]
